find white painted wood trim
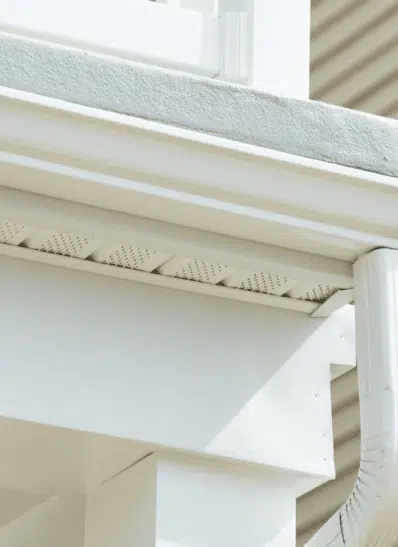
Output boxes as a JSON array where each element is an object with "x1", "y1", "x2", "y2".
[
  {"x1": 85, "y1": 453, "x2": 297, "y2": 546},
  {"x1": 2, "y1": 85, "x2": 391, "y2": 185},
  {"x1": 218, "y1": 0, "x2": 311, "y2": 97},
  {"x1": 311, "y1": 290, "x2": 354, "y2": 318},
  {"x1": 0, "y1": 187, "x2": 353, "y2": 288},
  {"x1": 0, "y1": 243, "x2": 318, "y2": 314},
  {"x1": 0, "y1": 0, "x2": 220, "y2": 76},
  {"x1": 218, "y1": 9, "x2": 249, "y2": 82},
  {"x1": 306, "y1": 248, "x2": 398, "y2": 545},
  {"x1": 247, "y1": 0, "x2": 311, "y2": 98},
  {"x1": 2, "y1": 148, "x2": 384, "y2": 263},
  {"x1": 0, "y1": 87, "x2": 396, "y2": 263},
  {"x1": 0, "y1": 0, "x2": 309, "y2": 96}
]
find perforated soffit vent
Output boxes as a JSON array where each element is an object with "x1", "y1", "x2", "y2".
[{"x1": 0, "y1": 221, "x2": 341, "y2": 306}]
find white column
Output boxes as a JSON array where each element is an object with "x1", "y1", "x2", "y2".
[{"x1": 85, "y1": 453, "x2": 296, "y2": 547}]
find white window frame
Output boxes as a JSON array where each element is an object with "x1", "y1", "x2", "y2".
[
  {"x1": 0, "y1": 0, "x2": 220, "y2": 76},
  {"x1": 0, "y1": 0, "x2": 310, "y2": 96}
]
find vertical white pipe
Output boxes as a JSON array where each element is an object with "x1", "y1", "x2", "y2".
[{"x1": 307, "y1": 248, "x2": 398, "y2": 546}]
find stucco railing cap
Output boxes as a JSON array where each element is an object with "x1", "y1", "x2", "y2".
[{"x1": 1, "y1": 33, "x2": 397, "y2": 178}]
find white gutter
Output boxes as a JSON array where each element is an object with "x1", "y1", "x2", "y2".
[
  {"x1": 0, "y1": 87, "x2": 398, "y2": 264},
  {"x1": 307, "y1": 249, "x2": 398, "y2": 546}
]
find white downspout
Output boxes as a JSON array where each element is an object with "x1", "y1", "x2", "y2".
[{"x1": 306, "y1": 248, "x2": 398, "y2": 546}]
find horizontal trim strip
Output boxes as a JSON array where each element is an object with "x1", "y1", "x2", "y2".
[{"x1": 0, "y1": 243, "x2": 318, "y2": 313}]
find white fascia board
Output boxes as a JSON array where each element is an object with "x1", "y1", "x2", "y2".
[
  {"x1": 0, "y1": 87, "x2": 396, "y2": 263},
  {"x1": 0, "y1": 243, "x2": 318, "y2": 314}
]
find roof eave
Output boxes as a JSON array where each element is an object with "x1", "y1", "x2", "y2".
[{"x1": 0, "y1": 86, "x2": 397, "y2": 265}]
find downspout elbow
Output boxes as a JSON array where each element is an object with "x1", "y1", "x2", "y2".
[{"x1": 305, "y1": 249, "x2": 398, "y2": 546}]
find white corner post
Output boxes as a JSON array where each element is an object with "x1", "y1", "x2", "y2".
[
  {"x1": 307, "y1": 248, "x2": 398, "y2": 546},
  {"x1": 85, "y1": 454, "x2": 296, "y2": 547},
  {"x1": 7, "y1": 454, "x2": 294, "y2": 547},
  {"x1": 219, "y1": 0, "x2": 311, "y2": 98}
]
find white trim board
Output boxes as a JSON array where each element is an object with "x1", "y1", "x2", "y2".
[
  {"x1": 0, "y1": 185, "x2": 355, "y2": 316},
  {"x1": 0, "y1": 2, "x2": 220, "y2": 76},
  {"x1": 0, "y1": 184, "x2": 356, "y2": 315},
  {"x1": 0, "y1": 88, "x2": 397, "y2": 265},
  {"x1": 0, "y1": 243, "x2": 318, "y2": 314},
  {"x1": 0, "y1": 186, "x2": 353, "y2": 289}
]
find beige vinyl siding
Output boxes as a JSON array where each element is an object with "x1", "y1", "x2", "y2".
[
  {"x1": 297, "y1": 368, "x2": 360, "y2": 545},
  {"x1": 310, "y1": 0, "x2": 398, "y2": 118}
]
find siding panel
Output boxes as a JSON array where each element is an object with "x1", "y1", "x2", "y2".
[
  {"x1": 297, "y1": 368, "x2": 360, "y2": 545},
  {"x1": 310, "y1": 0, "x2": 398, "y2": 118}
]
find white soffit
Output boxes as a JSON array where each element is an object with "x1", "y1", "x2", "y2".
[
  {"x1": 223, "y1": 271, "x2": 295, "y2": 296},
  {"x1": 0, "y1": 213, "x2": 350, "y2": 314},
  {"x1": 24, "y1": 231, "x2": 98, "y2": 259},
  {"x1": 158, "y1": 257, "x2": 230, "y2": 285},
  {"x1": 6, "y1": 87, "x2": 398, "y2": 317},
  {"x1": 0, "y1": 221, "x2": 30, "y2": 245},
  {"x1": 91, "y1": 245, "x2": 171, "y2": 273}
]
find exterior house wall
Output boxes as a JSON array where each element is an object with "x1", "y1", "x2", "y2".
[
  {"x1": 297, "y1": 368, "x2": 360, "y2": 545},
  {"x1": 0, "y1": 2, "x2": 397, "y2": 543}
]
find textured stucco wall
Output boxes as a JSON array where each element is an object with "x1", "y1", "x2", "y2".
[{"x1": 1, "y1": 33, "x2": 397, "y2": 177}]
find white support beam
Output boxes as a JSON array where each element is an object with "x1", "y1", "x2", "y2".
[
  {"x1": 0, "y1": 416, "x2": 152, "y2": 495},
  {"x1": 85, "y1": 456, "x2": 156, "y2": 547},
  {"x1": 86, "y1": 453, "x2": 296, "y2": 547},
  {"x1": 0, "y1": 253, "x2": 350, "y2": 480}
]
